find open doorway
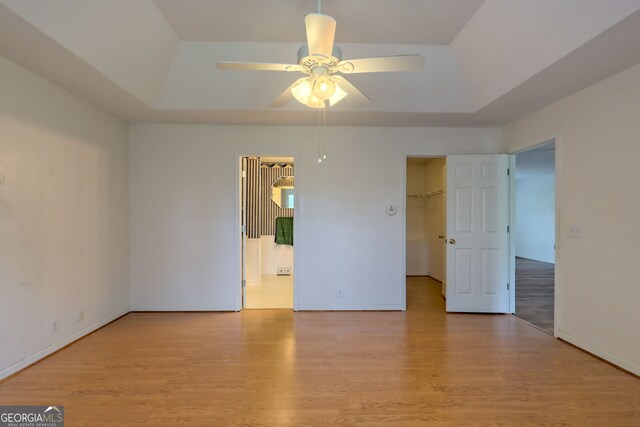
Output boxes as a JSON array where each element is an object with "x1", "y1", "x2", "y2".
[
  {"x1": 406, "y1": 157, "x2": 446, "y2": 309},
  {"x1": 241, "y1": 156, "x2": 294, "y2": 309},
  {"x1": 513, "y1": 141, "x2": 556, "y2": 333}
]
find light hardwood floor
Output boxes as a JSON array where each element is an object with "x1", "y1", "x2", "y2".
[{"x1": 1, "y1": 277, "x2": 638, "y2": 426}]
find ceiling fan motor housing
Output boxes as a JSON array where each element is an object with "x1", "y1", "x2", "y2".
[{"x1": 297, "y1": 44, "x2": 342, "y2": 71}]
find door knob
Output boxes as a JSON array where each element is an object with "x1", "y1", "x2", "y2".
[{"x1": 448, "y1": 238, "x2": 456, "y2": 244}]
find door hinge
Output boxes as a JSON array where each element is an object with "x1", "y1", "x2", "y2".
[
  {"x1": 507, "y1": 168, "x2": 510, "y2": 176},
  {"x1": 507, "y1": 283, "x2": 510, "y2": 290},
  {"x1": 242, "y1": 280, "x2": 246, "y2": 288},
  {"x1": 242, "y1": 171, "x2": 246, "y2": 178},
  {"x1": 241, "y1": 224, "x2": 246, "y2": 233},
  {"x1": 507, "y1": 225, "x2": 510, "y2": 233}
]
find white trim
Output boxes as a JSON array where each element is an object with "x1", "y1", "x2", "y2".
[
  {"x1": 234, "y1": 150, "x2": 300, "y2": 312},
  {"x1": 297, "y1": 304, "x2": 404, "y2": 311},
  {"x1": 130, "y1": 306, "x2": 236, "y2": 311},
  {"x1": 508, "y1": 154, "x2": 516, "y2": 313},
  {"x1": 507, "y1": 133, "x2": 560, "y2": 154},
  {"x1": 557, "y1": 329, "x2": 640, "y2": 376},
  {"x1": 428, "y1": 273, "x2": 443, "y2": 282},
  {"x1": 0, "y1": 308, "x2": 130, "y2": 381},
  {"x1": 554, "y1": 136, "x2": 563, "y2": 338},
  {"x1": 507, "y1": 135, "x2": 560, "y2": 334},
  {"x1": 401, "y1": 156, "x2": 407, "y2": 311}
]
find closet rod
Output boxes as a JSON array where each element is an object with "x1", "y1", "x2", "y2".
[{"x1": 407, "y1": 189, "x2": 444, "y2": 198}]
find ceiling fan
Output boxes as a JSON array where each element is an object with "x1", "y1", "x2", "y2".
[{"x1": 216, "y1": 1, "x2": 425, "y2": 109}]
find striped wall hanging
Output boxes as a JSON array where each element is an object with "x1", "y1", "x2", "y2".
[
  {"x1": 243, "y1": 159, "x2": 294, "y2": 238},
  {"x1": 260, "y1": 163, "x2": 294, "y2": 236},
  {"x1": 245, "y1": 157, "x2": 260, "y2": 239}
]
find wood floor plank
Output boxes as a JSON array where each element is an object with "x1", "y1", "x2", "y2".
[{"x1": 1, "y1": 277, "x2": 638, "y2": 426}]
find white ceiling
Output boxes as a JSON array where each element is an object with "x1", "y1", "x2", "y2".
[
  {"x1": 1, "y1": 0, "x2": 640, "y2": 126},
  {"x1": 152, "y1": 0, "x2": 484, "y2": 44}
]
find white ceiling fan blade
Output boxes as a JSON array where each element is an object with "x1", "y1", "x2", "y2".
[
  {"x1": 305, "y1": 13, "x2": 336, "y2": 58},
  {"x1": 269, "y1": 78, "x2": 307, "y2": 108},
  {"x1": 217, "y1": 62, "x2": 304, "y2": 72},
  {"x1": 337, "y1": 54, "x2": 425, "y2": 74},
  {"x1": 333, "y1": 76, "x2": 370, "y2": 107}
]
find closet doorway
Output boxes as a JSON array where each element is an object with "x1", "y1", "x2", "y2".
[
  {"x1": 406, "y1": 157, "x2": 446, "y2": 309},
  {"x1": 240, "y1": 156, "x2": 295, "y2": 309}
]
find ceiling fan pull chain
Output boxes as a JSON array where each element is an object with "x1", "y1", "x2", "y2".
[
  {"x1": 322, "y1": 106, "x2": 327, "y2": 160},
  {"x1": 317, "y1": 107, "x2": 323, "y2": 164}
]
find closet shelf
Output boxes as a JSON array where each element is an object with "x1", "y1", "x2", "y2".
[{"x1": 407, "y1": 189, "x2": 444, "y2": 199}]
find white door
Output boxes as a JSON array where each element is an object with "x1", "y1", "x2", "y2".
[
  {"x1": 241, "y1": 158, "x2": 247, "y2": 309},
  {"x1": 445, "y1": 155, "x2": 510, "y2": 313},
  {"x1": 441, "y1": 164, "x2": 447, "y2": 297}
]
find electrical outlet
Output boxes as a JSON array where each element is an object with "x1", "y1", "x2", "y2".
[
  {"x1": 277, "y1": 267, "x2": 292, "y2": 276},
  {"x1": 77, "y1": 308, "x2": 85, "y2": 322},
  {"x1": 337, "y1": 288, "x2": 343, "y2": 297},
  {"x1": 569, "y1": 224, "x2": 583, "y2": 238},
  {"x1": 50, "y1": 319, "x2": 58, "y2": 333}
]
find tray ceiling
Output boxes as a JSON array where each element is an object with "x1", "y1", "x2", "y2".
[{"x1": 1, "y1": 0, "x2": 639, "y2": 126}]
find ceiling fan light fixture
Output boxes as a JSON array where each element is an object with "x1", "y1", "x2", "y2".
[
  {"x1": 312, "y1": 75, "x2": 336, "y2": 100},
  {"x1": 291, "y1": 78, "x2": 313, "y2": 104},
  {"x1": 329, "y1": 83, "x2": 348, "y2": 106},
  {"x1": 291, "y1": 78, "x2": 323, "y2": 108},
  {"x1": 307, "y1": 94, "x2": 325, "y2": 108},
  {"x1": 291, "y1": 74, "x2": 347, "y2": 108}
]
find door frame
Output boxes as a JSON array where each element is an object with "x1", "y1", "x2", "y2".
[
  {"x1": 401, "y1": 151, "x2": 447, "y2": 311},
  {"x1": 508, "y1": 135, "x2": 561, "y2": 336},
  {"x1": 234, "y1": 150, "x2": 300, "y2": 311}
]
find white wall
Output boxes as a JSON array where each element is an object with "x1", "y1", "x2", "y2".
[
  {"x1": 245, "y1": 239, "x2": 260, "y2": 284},
  {"x1": 130, "y1": 125, "x2": 500, "y2": 311},
  {"x1": 245, "y1": 236, "x2": 294, "y2": 282},
  {"x1": 0, "y1": 56, "x2": 130, "y2": 379},
  {"x1": 406, "y1": 162, "x2": 428, "y2": 275},
  {"x1": 502, "y1": 62, "x2": 640, "y2": 375},
  {"x1": 516, "y1": 173, "x2": 556, "y2": 263},
  {"x1": 260, "y1": 236, "x2": 293, "y2": 276}
]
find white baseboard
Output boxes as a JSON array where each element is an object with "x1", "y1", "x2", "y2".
[
  {"x1": 130, "y1": 306, "x2": 236, "y2": 311},
  {"x1": 428, "y1": 273, "x2": 443, "y2": 282},
  {"x1": 0, "y1": 308, "x2": 130, "y2": 381},
  {"x1": 297, "y1": 304, "x2": 404, "y2": 311},
  {"x1": 557, "y1": 329, "x2": 639, "y2": 376}
]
